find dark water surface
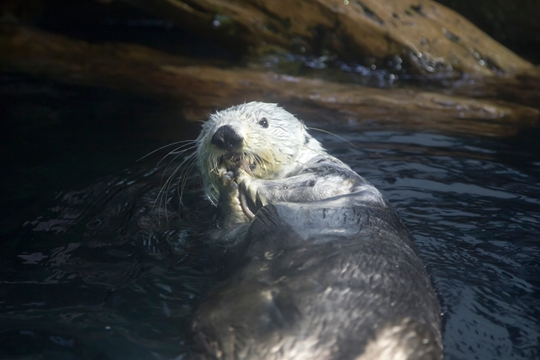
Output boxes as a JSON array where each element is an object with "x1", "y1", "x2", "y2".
[{"x1": 1, "y1": 75, "x2": 539, "y2": 359}]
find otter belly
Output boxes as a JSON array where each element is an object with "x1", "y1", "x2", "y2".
[{"x1": 188, "y1": 194, "x2": 442, "y2": 360}]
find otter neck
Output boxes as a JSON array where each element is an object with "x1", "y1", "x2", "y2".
[{"x1": 278, "y1": 138, "x2": 325, "y2": 178}]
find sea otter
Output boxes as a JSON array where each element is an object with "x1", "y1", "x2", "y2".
[
  {"x1": 188, "y1": 102, "x2": 442, "y2": 360},
  {"x1": 195, "y1": 102, "x2": 384, "y2": 229}
]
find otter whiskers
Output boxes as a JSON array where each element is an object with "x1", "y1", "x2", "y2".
[{"x1": 141, "y1": 139, "x2": 200, "y2": 220}]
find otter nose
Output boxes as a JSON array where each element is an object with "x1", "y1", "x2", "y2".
[{"x1": 211, "y1": 125, "x2": 243, "y2": 151}]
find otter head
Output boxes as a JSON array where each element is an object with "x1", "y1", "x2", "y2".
[{"x1": 196, "y1": 102, "x2": 323, "y2": 205}]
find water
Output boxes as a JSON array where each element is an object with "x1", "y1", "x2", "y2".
[{"x1": 1, "y1": 75, "x2": 539, "y2": 359}]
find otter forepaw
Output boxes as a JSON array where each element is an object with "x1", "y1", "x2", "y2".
[
  {"x1": 216, "y1": 169, "x2": 243, "y2": 212},
  {"x1": 221, "y1": 169, "x2": 234, "y2": 183},
  {"x1": 217, "y1": 169, "x2": 237, "y2": 192},
  {"x1": 216, "y1": 169, "x2": 249, "y2": 228},
  {"x1": 238, "y1": 177, "x2": 268, "y2": 208}
]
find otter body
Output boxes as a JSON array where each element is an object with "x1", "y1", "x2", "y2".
[{"x1": 188, "y1": 102, "x2": 442, "y2": 359}]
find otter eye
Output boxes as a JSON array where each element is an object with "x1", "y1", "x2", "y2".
[{"x1": 258, "y1": 117, "x2": 269, "y2": 128}]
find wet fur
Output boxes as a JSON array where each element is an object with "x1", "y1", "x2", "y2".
[
  {"x1": 195, "y1": 102, "x2": 384, "y2": 228},
  {"x1": 195, "y1": 103, "x2": 326, "y2": 202},
  {"x1": 186, "y1": 102, "x2": 442, "y2": 359},
  {"x1": 190, "y1": 198, "x2": 442, "y2": 360}
]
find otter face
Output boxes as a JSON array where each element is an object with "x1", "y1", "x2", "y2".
[{"x1": 196, "y1": 102, "x2": 322, "y2": 205}]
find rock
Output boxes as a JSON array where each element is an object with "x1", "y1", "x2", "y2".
[
  {"x1": 1, "y1": 24, "x2": 537, "y2": 137},
  {"x1": 117, "y1": 0, "x2": 533, "y2": 75},
  {"x1": 436, "y1": 0, "x2": 540, "y2": 63},
  {"x1": 450, "y1": 66, "x2": 540, "y2": 112}
]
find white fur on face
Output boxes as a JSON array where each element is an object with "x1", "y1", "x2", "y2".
[{"x1": 196, "y1": 102, "x2": 324, "y2": 205}]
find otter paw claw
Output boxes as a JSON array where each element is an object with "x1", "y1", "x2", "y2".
[
  {"x1": 221, "y1": 171, "x2": 235, "y2": 186},
  {"x1": 239, "y1": 179, "x2": 267, "y2": 208}
]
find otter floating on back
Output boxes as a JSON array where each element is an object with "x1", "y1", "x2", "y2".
[
  {"x1": 188, "y1": 102, "x2": 442, "y2": 360},
  {"x1": 196, "y1": 102, "x2": 384, "y2": 229}
]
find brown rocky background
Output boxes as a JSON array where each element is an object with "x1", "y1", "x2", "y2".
[{"x1": 1, "y1": 0, "x2": 539, "y2": 137}]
